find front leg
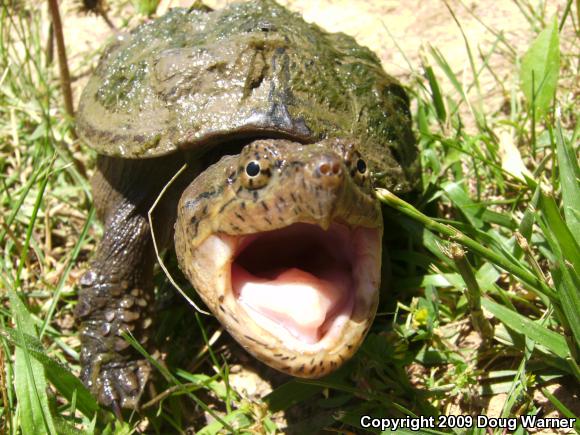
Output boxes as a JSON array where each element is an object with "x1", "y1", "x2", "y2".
[
  {"x1": 76, "y1": 209, "x2": 154, "y2": 410},
  {"x1": 75, "y1": 155, "x2": 182, "y2": 410}
]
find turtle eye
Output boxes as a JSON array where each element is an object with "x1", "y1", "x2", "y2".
[
  {"x1": 245, "y1": 161, "x2": 260, "y2": 177},
  {"x1": 348, "y1": 154, "x2": 369, "y2": 186},
  {"x1": 241, "y1": 158, "x2": 271, "y2": 189},
  {"x1": 356, "y1": 158, "x2": 367, "y2": 174}
]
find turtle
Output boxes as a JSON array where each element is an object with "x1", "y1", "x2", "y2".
[{"x1": 75, "y1": 0, "x2": 419, "y2": 411}]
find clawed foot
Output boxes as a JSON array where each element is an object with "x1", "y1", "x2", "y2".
[
  {"x1": 87, "y1": 358, "x2": 151, "y2": 412},
  {"x1": 77, "y1": 270, "x2": 155, "y2": 412}
]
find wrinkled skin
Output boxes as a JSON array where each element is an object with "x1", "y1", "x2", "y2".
[{"x1": 76, "y1": 0, "x2": 419, "y2": 411}]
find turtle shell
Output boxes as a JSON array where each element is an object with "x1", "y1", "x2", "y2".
[{"x1": 77, "y1": 0, "x2": 419, "y2": 192}]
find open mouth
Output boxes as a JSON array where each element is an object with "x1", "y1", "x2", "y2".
[{"x1": 229, "y1": 222, "x2": 381, "y2": 349}]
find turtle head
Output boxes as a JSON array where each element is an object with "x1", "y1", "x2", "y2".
[{"x1": 174, "y1": 138, "x2": 383, "y2": 378}]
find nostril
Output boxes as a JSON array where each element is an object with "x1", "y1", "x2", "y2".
[
  {"x1": 318, "y1": 158, "x2": 342, "y2": 177},
  {"x1": 314, "y1": 156, "x2": 343, "y2": 188},
  {"x1": 319, "y1": 162, "x2": 331, "y2": 175}
]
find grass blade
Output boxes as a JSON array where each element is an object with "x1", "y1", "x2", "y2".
[
  {"x1": 519, "y1": 17, "x2": 560, "y2": 118},
  {"x1": 8, "y1": 289, "x2": 56, "y2": 435},
  {"x1": 540, "y1": 387, "x2": 580, "y2": 431},
  {"x1": 424, "y1": 65, "x2": 447, "y2": 124},
  {"x1": 263, "y1": 380, "x2": 322, "y2": 412},
  {"x1": 39, "y1": 206, "x2": 95, "y2": 338},
  {"x1": 481, "y1": 298, "x2": 569, "y2": 359},
  {"x1": 539, "y1": 192, "x2": 580, "y2": 273},
  {"x1": 537, "y1": 191, "x2": 580, "y2": 351},
  {"x1": 0, "y1": 327, "x2": 98, "y2": 419},
  {"x1": 442, "y1": 181, "x2": 484, "y2": 229},
  {"x1": 554, "y1": 119, "x2": 580, "y2": 245},
  {"x1": 377, "y1": 188, "x2": 557, "y2": 300}
]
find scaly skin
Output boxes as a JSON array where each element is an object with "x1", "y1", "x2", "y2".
[{"x1": 76, "y1": 154, "x2": 192, "y2": 411}]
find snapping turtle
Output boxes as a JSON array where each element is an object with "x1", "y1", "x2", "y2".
[{"x1": 76, "y1": 0, "x2": 419, "y2": 410}]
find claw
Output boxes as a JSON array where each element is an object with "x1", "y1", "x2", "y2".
[
  {"x1": 110, "y1": 399, "x2": 124, "y2": 423},
  {"x1": 78, "y1": 276, "x2": 154, "y2": 411},
  {"x1": 88, "y1": 360, "x2": 151, "y2": 411}
]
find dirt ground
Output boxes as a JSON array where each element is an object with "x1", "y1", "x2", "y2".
[{"x1": 48, "y1": 0, "x2": 577, "y2": 430}]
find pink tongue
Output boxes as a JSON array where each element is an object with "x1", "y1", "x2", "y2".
[{"x1": 232, "y1": 265, "x2": 350, "y2": 344}]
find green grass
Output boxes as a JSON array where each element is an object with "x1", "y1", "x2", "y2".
[{"x1": 1, "y1": 0, "x2": 579, "y2": 434}]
